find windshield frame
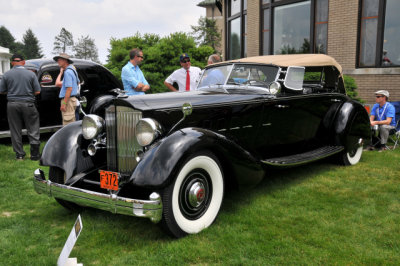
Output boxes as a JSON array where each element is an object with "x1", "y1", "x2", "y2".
[{"x1": 197, "y1": 63, "x2": 280, "y2": 92}]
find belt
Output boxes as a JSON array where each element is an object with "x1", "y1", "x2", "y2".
[{"x1": 60, "y1": 95, "x2": 77, "y2": 99}]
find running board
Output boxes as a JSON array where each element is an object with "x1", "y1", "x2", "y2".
[{"x1": 261, "y1": 146, "x2": 344, "y2": 167}]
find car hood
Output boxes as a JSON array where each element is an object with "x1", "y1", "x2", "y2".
[{"x1": 114, "y1": 90, "x2": 269, "y2": 111}]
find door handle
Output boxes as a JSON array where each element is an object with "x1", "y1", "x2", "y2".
[
  {"x1": 275, "y1": 104, "x2": 289, "y2": 108},
  {"x1": 331, "y1": 99, "x2": 341, "y2": 102}
]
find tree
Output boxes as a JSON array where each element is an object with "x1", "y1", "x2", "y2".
[
  {"x1": 106, "y1": 32, "x2": 213, "y2": 93},
  {"x1": 73, "y1": 35, "x2": 99, "y2": 62},
  {"x1": 22, "y1": 28, "x2": 43, "y2": 59},
  {"x1": 0, "y1": 26, "x2": 16, "y2": 50},
  {"x1": 53, "y1": 27, "x2": 74, "y2": 54},
  {"x1": 191, "y1": 16, "x2": 221, "y2": 52}
]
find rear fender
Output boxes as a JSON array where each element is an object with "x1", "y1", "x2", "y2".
[
  {"x1": 130, "y1": 127, "x2": 264, "y2": 189},
  {"x1": 333, "y1": 101, "x2": 371, "y2": 150},
  {"x1": 40, "y1": 121, "x2": 94, "y2": 182}
]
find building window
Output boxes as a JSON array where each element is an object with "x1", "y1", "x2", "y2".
[
  {"x1": 359, "y1": 0, "x2": 400, "y2": 67},
  {"x1": 261, "y1": 0, "x2": 328, "y2": 55},
  {"x1": 226, "y1": 0, "x2": 247, "y2": 59}
]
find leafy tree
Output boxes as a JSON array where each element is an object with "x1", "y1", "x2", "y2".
[
  {"x1": 73, "y1": 35, "x2": 99, "y2": 62},
  {"x1": 0, "y1": 26, "x2": 16, "y2": 51},
  {"x1": 343, "y1": 75, "x2": 363, "y2": 103},
  {"x1": 191, "y1": 16, "x2": 221, "y2": 52},
  {"x1": 22, "y1": 28, "x2": 43, "y2": 59},
  {"x1": 106, "y1": 32, "x2": 213, "y2": 93},
  {"x1": 53, "y1": 27, "x2": 74, "y2": 54}
]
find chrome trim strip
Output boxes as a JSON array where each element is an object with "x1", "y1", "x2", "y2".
[
  {"x1": 33, "y1": 169, "x2": 162, "y2": 223},
  {"x1": 0, "y1": 125, "x2": 62, "y2": 139}
]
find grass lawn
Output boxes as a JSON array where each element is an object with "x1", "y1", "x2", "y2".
[{"x1": 0, "y1": 141, "x2": 399, "y2": 265}]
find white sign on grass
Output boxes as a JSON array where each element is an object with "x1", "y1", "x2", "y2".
[{"x1": 57, "y1": 214, "x2": 83, "y2": 266}]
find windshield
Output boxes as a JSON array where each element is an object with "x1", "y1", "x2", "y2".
[{"x1": 198, "y1": 64, "x2": 279, "y2": 90}]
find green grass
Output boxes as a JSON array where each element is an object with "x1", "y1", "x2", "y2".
[{"x1": 0, "y1": 142, "x2": 399, "y2": 265}]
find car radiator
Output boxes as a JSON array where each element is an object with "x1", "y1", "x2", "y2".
[{"x1": 105, "y1": 105, "x2": 142, "y2": 176}]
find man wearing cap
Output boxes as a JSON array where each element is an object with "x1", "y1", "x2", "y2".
[
  {"x1": 121, "y1": 48, "x2": 150, "y2": 96},
  {"x1": 0, "y1": 54, "x2": 41, "y2": 160},
  {"x1": 54, "y1": 53, "x2": 79, "y2": 125},
  {"x1": 369, "y1": 90, "x2": 396, "y2": 151},
  {"x1": 164, "y1": 53, "x2": 202, "y2": 92}
]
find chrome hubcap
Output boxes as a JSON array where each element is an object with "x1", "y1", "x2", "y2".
[{"x1": 188, "y1": 182, "x2": 206, "y2": 207}]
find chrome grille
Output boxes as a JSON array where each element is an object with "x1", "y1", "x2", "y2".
[{"x1": 105, "y1": 106, "x2": 142, "y2": 175}]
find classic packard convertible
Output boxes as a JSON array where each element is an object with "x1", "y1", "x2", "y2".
[{"x1": 33, "y1": 54, "x2": 370, "y2": 238}]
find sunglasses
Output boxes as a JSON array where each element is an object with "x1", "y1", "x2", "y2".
[
  {"x1": 376, "y1": 95, "x2": 384, "y2": 98},
  {"x1": 181, "y1": 59, "x2": 190, "y2": 63},
  {"x1": 136, "y1": 55, "x2": 143, "y2": 59},
  {"x1": 12, "y1": 59, "x2": 23, "y2": 62}
]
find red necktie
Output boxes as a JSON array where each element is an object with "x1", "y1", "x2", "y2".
[{"x1": 186, "y1": 70, "x2": 190, "y2": 91}]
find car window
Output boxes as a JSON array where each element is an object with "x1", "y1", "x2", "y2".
[{"x1": 227, "y1": 65, "x2": 278, "y2": 87}]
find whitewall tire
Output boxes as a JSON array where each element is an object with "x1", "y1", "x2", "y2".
[{"x1": 161, "y1": 152, "x2": 224, "y2": 238}]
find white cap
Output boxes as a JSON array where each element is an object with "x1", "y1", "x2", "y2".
[{"x1": 375, "y1": 90, "x2": 389, "y2": 97}]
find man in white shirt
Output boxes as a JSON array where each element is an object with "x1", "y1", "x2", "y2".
[{"x1": 164, "y1": 53, "x2": 202, "y2": 92}]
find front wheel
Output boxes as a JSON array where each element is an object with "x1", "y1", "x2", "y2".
[{"x1": 160, "y1": 152, "x2": 224, "y2": 238}]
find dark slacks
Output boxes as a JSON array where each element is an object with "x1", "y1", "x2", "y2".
[{"x1": 7, "y1": 101, "x2": 40, "y2": 157}]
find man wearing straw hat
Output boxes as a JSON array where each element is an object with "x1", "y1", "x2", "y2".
[{"x1": 54, "y1": 53, "x2": 79, "y2": 125}]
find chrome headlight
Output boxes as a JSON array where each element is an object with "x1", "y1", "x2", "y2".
[
  {"x1": 136, "y1": 118, "x2": 161, "y2": 146},
  {"x1": 82, "y1": 114, "x2": 105, "y2": 140}
]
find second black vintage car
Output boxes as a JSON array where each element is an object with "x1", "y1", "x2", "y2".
[
  {"x1": 33, "y1": 54, "x2": 371, "y2": 238},
  {"x1": 0, "y1": 58, "x2": 122, "y2": 137}
]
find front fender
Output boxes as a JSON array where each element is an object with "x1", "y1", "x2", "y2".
[
  {"x1": 40, "y1": 121, "x2": 94, "y2": 182},
  {"x1": 130, "y1": 127, "x2": 264, "y2": 189},
  {"x1": 333, "y1": 100, "x2": 371, "y2": 150},
  {"x1": 88, "y1": 95, "x2": 115, "y2": 117}
]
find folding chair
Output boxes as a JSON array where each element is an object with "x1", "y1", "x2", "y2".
[{"x1": 386, "y1": 101, "x2": 400, "y2": 150}]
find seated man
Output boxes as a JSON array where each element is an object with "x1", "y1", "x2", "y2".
[{"x1": 369, "y1": 90, "x2": 396, "y2": 151}]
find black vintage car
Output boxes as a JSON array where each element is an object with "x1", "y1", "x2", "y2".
[
  {"x1": 0, "y1": 58, "x2": 122, "y2": 137},
  {"x1": 33, "y1": 54, "x2": 371, "y2": 238}
]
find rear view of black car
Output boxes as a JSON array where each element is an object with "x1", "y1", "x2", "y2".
[{"x1": 0, "y1": 58, "x2": 122, "y2": 138}]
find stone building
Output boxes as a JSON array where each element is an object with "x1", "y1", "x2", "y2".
[{"x1": 198, "y1": 0, "x2": 400, "y2": 104}]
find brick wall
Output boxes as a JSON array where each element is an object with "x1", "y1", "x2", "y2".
[
  {"x1": 327, "y1": 0, "x2": 359, "y2": 70},
  {"x1": 350, "y1": 74, "x2": 400, "y2": 103},
  {"x1": 246, "y1": 0, "x2": 260, "y2": 57}
]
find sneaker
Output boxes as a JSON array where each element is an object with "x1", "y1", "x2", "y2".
[
  {"x1": 30, "y1": 154, "x2": 41, "y2": 161},
  {"x1": 378, "y1": 146, "x2": 387, "y2": 152},
  {"x1": 16, "y1": 155, "x2": 24, "y2": 161},
  {"x1": 363, "y1": 145, "x2": 375, "y2": 151}
]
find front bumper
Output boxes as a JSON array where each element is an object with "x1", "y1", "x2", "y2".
[{"x1": 33, "y1": 168, "x2": 162, "y2": 223}]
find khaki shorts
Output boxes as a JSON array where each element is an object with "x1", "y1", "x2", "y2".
[{"x1": 61, "y1": 97, "x2": 77, "y2": 126}]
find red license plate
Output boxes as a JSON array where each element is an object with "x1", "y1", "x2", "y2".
[{"x1": 99, "y1": 170, "x2": 119, "y2": 191}]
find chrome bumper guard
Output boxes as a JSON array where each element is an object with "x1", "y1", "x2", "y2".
[{"x1": 33, "y1": 169, "x2": 162, "y2": 223}]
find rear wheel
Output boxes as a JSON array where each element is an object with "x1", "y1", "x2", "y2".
[
  {"x1": 338, "y1": 145, "x2": 363, "y2": 166},
  {"x1": 160, "y1": 152, "x2": 224, "y2": 238},
  {"x1": 49, "y1": 167, "x2": 81, "y2": 211}
]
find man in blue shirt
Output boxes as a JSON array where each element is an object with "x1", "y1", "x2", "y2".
[
  {"x1": 121, "y1": 48, "x2": 150, "y2": 95},
  {"x1": 54, "y1": 53, "x2": 79, "y2": 125},
  {"x1": 198, "y1": 54, "x2": 226, "y2": 87},
  {"x1": 369, "y1": 90, "x2": 396, "y2": 151}
]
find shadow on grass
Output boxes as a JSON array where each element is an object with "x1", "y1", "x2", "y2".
[{"x1": 220, "y1": 158, "x2": 338, "y2": 214}]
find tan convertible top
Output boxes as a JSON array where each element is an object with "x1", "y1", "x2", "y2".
[{"x1": 226, "y1": 54, "x2": 342, "y2": 74}]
